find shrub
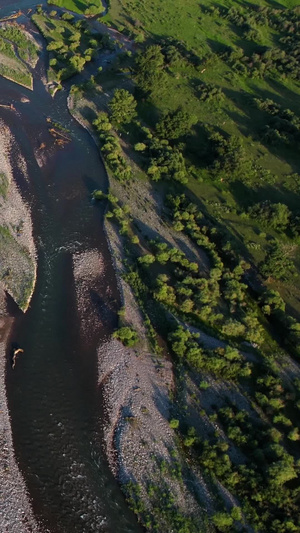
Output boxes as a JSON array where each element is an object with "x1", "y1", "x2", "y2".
[
  {"x1": 169, "y1": 418, "x2": 179, "y2": 429},
  {"x1": 113, "y1": 326, "x2": 139, "y2": 347}
]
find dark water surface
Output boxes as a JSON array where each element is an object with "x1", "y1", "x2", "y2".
[{"x1": 0, "y1": 3, "x2": 140, "y2": 532}]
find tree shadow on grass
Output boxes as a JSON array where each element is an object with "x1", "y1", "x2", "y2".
[
  {"x1": 229, "y1": 180, "x2": 300, "y2": 211},
  {"x1": 222, "y1": 87, "x2": 300, "y2": 175},
  {"x1": 206, "y1": 38, "x2": 231, "y2": 56},
  {"x1": 176, "y1": 182, "x2": 258, "y2": 265}
]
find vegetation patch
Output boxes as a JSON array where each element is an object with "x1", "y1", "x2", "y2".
[
  {"x1": 48, "y1": 0, "x2": 105, "y2": 17},
  {"x1": 66, "y1": 0, "x2": 300, "y2": 529},
  {"x1": 32, "y1": 8, "x2": 109, "y2": 83}
]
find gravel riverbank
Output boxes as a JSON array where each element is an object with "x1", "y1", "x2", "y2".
[
  {"x1": 68, "y1": 97, "x2": 209, "y2": 527},
  {"x1": 0, "y1": 302, "x2": 42, "y2": 533},
  {"x1": 0, "y1": 122, "x2": 40, "y2": 532}
]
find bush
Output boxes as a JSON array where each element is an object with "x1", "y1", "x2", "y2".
[
  {"x1": 169, "y1": 418, "x2": 179, "y2": 429},
  {"x1": 113, "y1": 326, "x2": 139, "y2": 347},
  {"x1": 212, "y1": 512, "x2": 233, "y2": 531}
]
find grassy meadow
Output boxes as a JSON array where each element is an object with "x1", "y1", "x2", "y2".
[
  {"x1": 48, "y1": 0, "x2": 105, "y2": 16},
  {"x1": 102, "y1": 0, "x2": 300, "y2": 318}
]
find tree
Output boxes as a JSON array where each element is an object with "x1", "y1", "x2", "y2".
[
  {"x1": 108, "y1": 89, "x2": 137, "y2": 125},
  {"x1": 156, "y1": 108, "x2": 197, "y2": 140},
  {"x1": 169, "y1": 418, "x2": 179, "y2": 429},
  {"x1": 135, "y1": 45, "x2": 166, "y2": 95},
  {"x1": 260, "y1": 242, "x2": 294, "y2": 280},
  {"x1": 221, "y1": 319, "x2": 246, "y2": 338},
  {"x1": 212, "y1": 512, "x2": 234, "y2": 531},
  {"x1": 249, "y1": 201, "x2": 291, "y2": 231},
  {"x1": 138, "y1": 254, "x2": 156, "y2": 266},
  {"x1": 260, "y1": 289, "x2": 286, "y2": 314},
  {"x1": 69, "y1": 55, "x2": 86, "y2": 73},
  {"x1": 134, "y1": 142, "x2": 146, "y2": 151},
  {"x1": 93, "y1": 112, "x2": 112, "y2": 132},
  {"x1": 268, "y1": 458, "x2": 297, "y2": 486}
]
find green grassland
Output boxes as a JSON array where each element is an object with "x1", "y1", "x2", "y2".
[
  {"x1": 0, "y1": 23, "x2": 39, "y2": 88},
  {"x1": 48, "y1": 0, "x2": 105, "y2": 16},
  {"x1": 0, "y1": 23, "x2": 39, "y2": 65}
]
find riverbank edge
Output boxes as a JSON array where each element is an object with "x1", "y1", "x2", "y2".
[
  {"x1": 0, "y1": 126, "x2": 40, "y2": 532},
  {"x1": 66, "y1": 93, "x2": 124, "y2": 300},
  {"x1": 0, "y1": 315, "x2": 42, "y2": 533},
  {"x1": 66, "y1": 95, "x2": 207, "y2": 529}
]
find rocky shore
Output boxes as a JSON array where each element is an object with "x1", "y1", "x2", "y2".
[
  {"x1": 0, "y1": 123, "x2": 40, "y2": 532},
  {"x1": 0, "y1": 303, "x2": 41, "y2": 533},
  {"x1": 69, "y1": 96, "x2": 206, "y2": 527}
]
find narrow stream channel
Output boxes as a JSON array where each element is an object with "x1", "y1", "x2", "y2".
[{"x1": 0, "y1": 3, "x2": 141, "y2": 532}]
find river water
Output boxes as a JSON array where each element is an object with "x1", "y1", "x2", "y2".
[{"x1": 0, "y1": 3, "x2": 140, "y2": 532}]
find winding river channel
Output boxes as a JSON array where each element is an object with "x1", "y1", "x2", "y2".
[{"x1": 0, "y1": 2, "x2": 140, "y2": 531}]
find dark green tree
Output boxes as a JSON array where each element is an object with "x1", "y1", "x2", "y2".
[
  {"x1": 108, "y1": 89, "x2": 137, "y2": 125},
  {"x1": 135, "y1": 45, "x2": 166, "y2": 95},
  {"x1": 156, "y1": 108, "x2": 197, "y2": 140}
]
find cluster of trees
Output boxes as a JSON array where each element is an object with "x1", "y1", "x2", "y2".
[
  {"x1": 168, "y1": 362, "x2": 300, "y2": 531},
  {"x1": 100, "y1": 89, "x2": 194, "y2": 184},
  {"x1": 134, "y1": 41, "x2": 202, "y2": 96},
  {"x1": 47, "y1": 0, "x2": 105, "y2": 16},
  {"x1": 161, "y1": 37, "x2": 202, "y2": 69},
  {"x1": 259, "y1": 288, "x2": 300, "y2": 356},
  {"x1": 198, "y1": 82, "x2": 224, "y2": 103},
  {"x1": 174, "y1": 382, "x2": 300, "y2": 532},
  {"x1": 125, "y1": 478, "x2": 200, "y2": 533},
  {"x1": 248, "y1": 201, "x2": 291, "y2": 232},
  {"x1": 147, "y1": 138, "x2": 188, "y2": 184},
  {"x1": 140, "y1": 108, "x2": 197, "y2": 183},
  {"x1": 0, "y1": 23, "x2": 38, "y2": 65},
  {"x1": 222, "y1": 4, "x2": 300, "y2": 80},
  {"x1": 168, "y1": 326, "x2": 251, "y2": 380},
  {"x1": 166, "y1": 194, "x2": 266, "y2": 344},
  {"x1": 135, "y1": 44, "x2": 167, "y2": 96},
  {"x1": 214, "y1": 404, "x2": 300, "y2": 531},
  {"x1": 259, "y1": 240, "x2": 295, "y2": 281},
  {"x1": 97, "y1": 162, "x2": 300, "y2": 533},
  {"x1": 33, "y1": 9, "x2": 107, "y2": 81},
  {"x1": 227, "y1": 44, "x2": 300, "y2": 80},
  {"x1": 254, "y1": 98, "x2": 300, "y2": 147},
  {"x1": 207, "y1": 131, "x2": 252, "y2": 182},
  {"x1": 93, "y1": 111, "x2": 132, "y2": 181},
  {"x1": 156, "y1": 108, "x2": 197, "y2": 140}
]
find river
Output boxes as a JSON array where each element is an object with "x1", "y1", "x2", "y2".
[{"x1": 0, "y1": 2, "x2": 140, "y2": 532}]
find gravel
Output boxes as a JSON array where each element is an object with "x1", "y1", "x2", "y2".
[{"x1": 0, "y1": 121, "x2": 41, "y2": 533}]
